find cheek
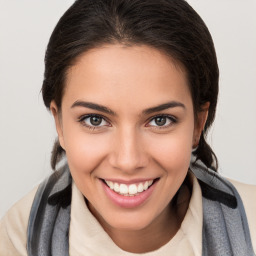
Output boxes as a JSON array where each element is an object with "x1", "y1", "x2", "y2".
[
  {"x1": 146, "y1": 127, "x2": 193, "y2": 172},
  {"x1": 63, "y1": 124, "x2": 111, "y2": 174}
]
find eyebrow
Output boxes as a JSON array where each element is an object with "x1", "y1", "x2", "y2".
[
  {"x1": 71, "y1": 101, "x2": 116, "y2": 115},
  {"x1": 71, "y1": 100, "x2": 185, "y2": 116},
  {"x1": 142, "y1": 101, "x2": 186, "y2": 115}
]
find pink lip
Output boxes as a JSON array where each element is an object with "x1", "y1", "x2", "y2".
[
  {"x1": 102, "y1": 178, "x2": 156, "y2": 185},
  {"x1": 101, "y1": 179, "x2": 158, "y2": 208}
]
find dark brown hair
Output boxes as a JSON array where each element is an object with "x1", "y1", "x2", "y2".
[{"x1": 42, "y1": 0, "x2": 219, "y2": 170}]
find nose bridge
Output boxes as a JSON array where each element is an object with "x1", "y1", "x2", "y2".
[{"x1": 110, "y1": 125, "x2": 148, "y2": 172}]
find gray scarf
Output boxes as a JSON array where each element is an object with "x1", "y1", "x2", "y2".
[{"x1": 27, "y1": 162, "x2": 255, "y2": 255}]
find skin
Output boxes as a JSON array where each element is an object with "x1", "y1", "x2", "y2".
[{"x1": 51, "y1": 44, "x2": 209, "y2": 253}]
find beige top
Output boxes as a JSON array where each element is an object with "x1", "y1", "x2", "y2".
[{"x1": 0, "y1": 173, "x2": 255, "y2": 256}]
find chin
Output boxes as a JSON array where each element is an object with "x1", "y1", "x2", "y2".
[
  {"x1": 98, "y1": 207, "x2": 162, "y2": 232},
  {"x1": 108, "y1": 216, "x2": 153, "y2": 231}
]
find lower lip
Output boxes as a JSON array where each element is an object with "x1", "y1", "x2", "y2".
[{"x1": 101, "y1": 180, "x2": 158, "y2": 208}]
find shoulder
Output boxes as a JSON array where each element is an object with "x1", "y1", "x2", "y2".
[
  {"x1": 229, "y1": 178, "x2": 256, "y2": 251},
  {"x1": 0, "y1": 186, "x2": 38, "y2": 256}
]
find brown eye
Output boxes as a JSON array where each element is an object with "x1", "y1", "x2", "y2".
[
  {"x1": 147, "y1": 115, "x2": 176, "y2": 128},
  {"x1": 79, "y1": 115, "x2": 109, "y2": 128},
  {"x1": 155, "y1": 117, "x2": 167, "y2": 126},
  {"x1": 90, "y1": 116, "x2": 102, "y2": 126}
]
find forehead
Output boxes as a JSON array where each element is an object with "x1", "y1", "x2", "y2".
[{"x1": 63, "y1": 44, "x2": 192, "y2": 111}]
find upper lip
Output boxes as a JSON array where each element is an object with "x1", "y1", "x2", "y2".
[{"x1": 100, "y1": 178, "x2": 159, "y2": 185}]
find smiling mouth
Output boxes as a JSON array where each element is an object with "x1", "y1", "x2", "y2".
[{"x1": 102, "y1": 179, "x2": 159, "y2": 196}]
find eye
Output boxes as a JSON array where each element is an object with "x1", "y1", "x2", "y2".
[
  {"x1": 147, "y1": 115, "x2": 176, "y2": 128},
  {"x1": 79, "y1": 114, "x2": 110, "y2": 128}
]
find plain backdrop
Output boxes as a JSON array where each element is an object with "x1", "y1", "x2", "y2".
[{"x1": 0, "y1": 0, "x2": 256, "y2": 217}]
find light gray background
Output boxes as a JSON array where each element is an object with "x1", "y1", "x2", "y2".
[{"x1": 0, "y1": 0, "x2": 256, "y2": 218}]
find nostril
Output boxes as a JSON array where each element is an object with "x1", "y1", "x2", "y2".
[{"x1": 109, "y1": 154, "x2": 148, "y2": 172}]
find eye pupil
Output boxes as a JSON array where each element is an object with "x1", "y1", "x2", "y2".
[
  {"x1": 90, "y1": 116, "x2": 102, "y2": 126},
  {"x1": 155, "y1": 117, "x2": 166, "y2": 126}
]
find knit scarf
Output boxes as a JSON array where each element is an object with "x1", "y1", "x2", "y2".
[{"x1": 27, "y1": 162, "x2": 255, "y2": 256}]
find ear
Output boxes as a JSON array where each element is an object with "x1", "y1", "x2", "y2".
[
  {"x1": 193, "y1": 102, "x2": 210, "y2": 148},
  {"x1": 50, "y1": 101, "x2": 65, "y2": 150}
]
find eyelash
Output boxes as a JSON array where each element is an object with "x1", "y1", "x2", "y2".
[
  {"x1": 78, "y1": 114, "x2": 111, "y2": 130},
  {"x1": 78, "y1": 114, "x2": 177, "y2": 130},
  {"x1": 146, "y1": 114, "x2": 177, "y2": 129}
]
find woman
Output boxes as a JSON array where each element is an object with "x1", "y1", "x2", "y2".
[{"x1": 0, "y1": 0, "x2": 255, "y2": 255}]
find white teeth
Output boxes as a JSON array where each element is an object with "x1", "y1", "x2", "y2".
[
  {"x1": 114, "y1": 183, "x2": 120, "y2": 193},
  {"x1": 109, "y1": 181, "x2": 114, "y2": 190},
  {"x1": 105, "y1": 179, "x2": 154, "y2": 196},
  {"x1": 143, "y1": 181, "x2": 149, "y2": 190},
  {"x1": 106, "y1": 181, "x2": 114, "y2": 189},
  {"x1": 128, "y1": 184, "x2": 137, "y2": 195},
  {"x1": 137, "y1": 183, "x2": 144, "y2": 193},
  {"x1": 119, "y1": 184, "x2": 128, "y2": 194}
]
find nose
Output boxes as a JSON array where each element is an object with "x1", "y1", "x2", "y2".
[{"x1": 108, "y1": 127, "x2": 149, "y2": 173}]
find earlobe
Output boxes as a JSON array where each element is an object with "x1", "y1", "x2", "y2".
[
  {"x1": 193, "y1": 102, "x2": 210, "y2": 148},
  {"x1": 50, "y1": 101, "x2": 65, "y2": 150}
]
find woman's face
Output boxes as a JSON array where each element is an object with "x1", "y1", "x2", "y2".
[{"x1": 51, "y1": 44, "x2": 207, "y2": 232}]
